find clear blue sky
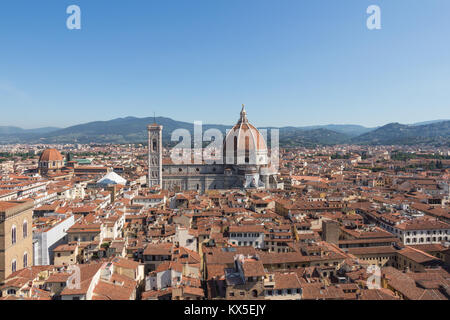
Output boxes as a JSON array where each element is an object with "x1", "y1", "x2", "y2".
[{"x1": 0, "y1": 0, "x2": 449, "y2": 129}]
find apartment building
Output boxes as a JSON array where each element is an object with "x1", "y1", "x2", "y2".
[
  {"x1": 228, "y1": 225, "x2": 265, "y2": 249},
  {"x1": 395, "y1": 219, "x2": 450, "y2": 245},
  {"x1": 0, "y1": 200, "x2": 34, "y2": 284}
]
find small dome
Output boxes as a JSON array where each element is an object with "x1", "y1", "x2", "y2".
[
  {"x1": 39, "y1": 149, "x2": 63, "y2": 162},
  {"x1": 223, "y1": 105, "x2": 268, "y2": 165}
]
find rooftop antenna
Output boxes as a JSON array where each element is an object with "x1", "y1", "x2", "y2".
[{"x1": 153, "y1": 112, "x2": 156, "y2": 124}]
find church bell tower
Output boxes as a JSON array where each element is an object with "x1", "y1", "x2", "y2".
[{"x1": 148, "y1": 123, "x2": 163, "y2": 189}]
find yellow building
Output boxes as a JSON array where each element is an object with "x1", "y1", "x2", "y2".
[
  {"x1": 53, "y1": 243, "x2": 79, "y2": 266},
  {"x1": 0, "y1": 201, "x2": 34, "y2": 284}
]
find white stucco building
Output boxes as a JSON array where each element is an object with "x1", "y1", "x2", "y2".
[{"x1": 33, "y1": 215, "x2": 76, "y2": 265}]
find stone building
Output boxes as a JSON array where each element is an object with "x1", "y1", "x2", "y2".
[
  {"x1": 149, "y1": 106, "x2": 282, "y2": 192},
  {"x1": 0, "y1": 200, "x2": 34, "y2": 284}
]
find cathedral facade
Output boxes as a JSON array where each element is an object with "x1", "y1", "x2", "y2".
[{"x1": 148, "y1": 106, "x2": 282, "y2": 192}]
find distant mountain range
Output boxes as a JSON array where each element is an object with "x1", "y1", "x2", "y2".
[
  {"x1": 0, "y1": 117, "x2": 448, "y2": 147},
  {"x1": 0, "y1": 126, "x2": 60, "y2": 135},
  {"x1": 351, "y1": 121, "x2": 450, "y2": 146}
]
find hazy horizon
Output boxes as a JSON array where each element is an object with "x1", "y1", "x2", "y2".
[{"x1": 0, "y1": 114, "x2": 449, "y2": 131}]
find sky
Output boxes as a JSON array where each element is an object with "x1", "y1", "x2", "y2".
[{"x1": 0, "y1": 0, "x2": 449, "y2": 129}]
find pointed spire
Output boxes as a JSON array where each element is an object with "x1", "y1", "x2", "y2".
[{"x1": 239, "y1": 104, "x2": 248, "y2": 123}]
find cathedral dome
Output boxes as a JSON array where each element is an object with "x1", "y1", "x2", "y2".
[
  {"x1": 39, "y1": 149, "x2": 63, "y2": 162},
  {"x1": 223, "y1": 105, "x2": 268, "y2": 165}
]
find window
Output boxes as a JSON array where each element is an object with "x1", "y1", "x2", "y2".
[
  {"x1": 245, "y1": 136, "x2": 250, "y2": 164},
  {"x1": 233, "y1": 136, "x2": 238, "y2": 164},
  {"x1": 23, "y1": 220, "x2": 28, "y2": 238},
  {"x1": 23, "y1": 252, "x2": 28, "y2": 268},
  {"x1": 11, "y1": 260, "x2": 17, "y2": 273},
  {"x1": 152, "y1": 139, "x2": 157, "y2": 152},
  {"x1": 11, "y1": 225, "x2": 16, "y2": 245}
]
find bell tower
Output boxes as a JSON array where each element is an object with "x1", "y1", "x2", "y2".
[{"x1": 148, "y1": 123, "x2": 163, "y2": 189}]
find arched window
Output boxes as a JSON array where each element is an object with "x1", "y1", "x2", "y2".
[
  {"x1": 11, "y1": 225, "x2": 16, "y2": 245},
  {"x1": 11, "y1": 260, "x2": 17, "y2": 273},
  {"x1": 233, "y1": 136, "x2": 238, "y2": 164},
  {"x1": 152, "y1": 139, "x2": 157, "y2": 152},
  {"x1": 7, "y1": 289, "x2": 16, "y2": 295},
  {"x1": 23, "y1": 252, "x2": 28, "y2": 268},
  {"x1": 245, "y1": 136, "x2": 250, "y2": 164},
  {"x1": 23, "y1": 220, "x2": 28, "y2": 239}
]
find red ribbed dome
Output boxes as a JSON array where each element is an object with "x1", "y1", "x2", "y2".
[
  {"x1": 39, "y1": 149, "x2": 63, "y2": 162},
  {"x1": 223, "y1": 105, "x2": 268, "y2": 165}
]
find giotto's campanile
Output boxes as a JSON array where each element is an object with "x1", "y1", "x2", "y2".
[{"x1": 148, "y1": 123, "x2": 163, "y2": 189}]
